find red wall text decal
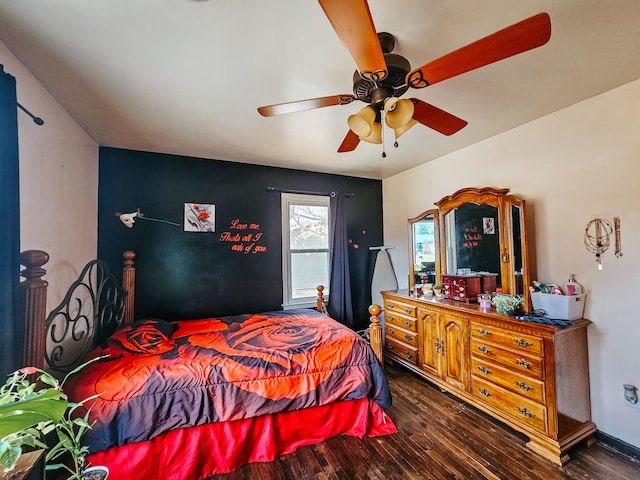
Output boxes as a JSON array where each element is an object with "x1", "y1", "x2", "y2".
[{"x1": 220, "y1": 219, "x2": 267, "y2": 254}]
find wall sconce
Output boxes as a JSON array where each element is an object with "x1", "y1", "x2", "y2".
[{"x1": 116, "y1": 209, "x2": 180, "y2": 228}]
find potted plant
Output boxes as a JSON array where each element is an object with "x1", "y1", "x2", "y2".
[
  {"x1": 432, "y1": 285, "x2": 443, "y2": 296},
  {"x1": 45, "y1": 388, "x2": 108, "y2": 480},
  {"x1": 491, "y1": 294, "x2": 524, "y2": 315},
  {"x1": 0, "y1": 358, "x2": 108, "y2": 480},
  {"x1": 0, "y1": 366, "x2": 68, "y2": 474}
]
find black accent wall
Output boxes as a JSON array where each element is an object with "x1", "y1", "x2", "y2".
[{"x1": 98, "y1": 148, "x2": 384, "y2": 330}]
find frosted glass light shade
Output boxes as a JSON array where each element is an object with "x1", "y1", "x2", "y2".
[
  {"x1": 347, "y1": 105, "x2": 376, "y2": 137},
  {"x1": 385, "y1": 98, "x2": 414, "y2": 129},
  {"x1": 394, "y1": 118, "x2": 418, "y2": 140},
  {"x1": 360, "y1": 121, "x2": 382, "y2": 144}
]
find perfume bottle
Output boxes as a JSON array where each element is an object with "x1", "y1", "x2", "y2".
[{"x1": 563, "y1": 274, "x2": 583, "y2": 296}]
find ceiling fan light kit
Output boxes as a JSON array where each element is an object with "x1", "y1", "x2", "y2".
[{"x1": 257, "y1": 1, "x2": 551, "y2": 156}]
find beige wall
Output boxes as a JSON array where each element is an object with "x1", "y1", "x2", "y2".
[
  {"x1": 383, "y1": 78, "x2": 640, "y2": 448},
  {"x1": 1, "y1": 40, "x2": 99, "y2": 312}
]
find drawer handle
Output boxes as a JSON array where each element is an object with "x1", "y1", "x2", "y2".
[
  {"x1": 477, "y1": 366, "x2": 492, "y2": 374},
  {"x1": 388, "y1": 328, "x2": 395, "y2": 335},
  {"x1": 388, "y1": 344, "x2": 395, "y2": 351},
  {"x1": 476, "y1": 328, "x2": 490, "y2": 336},
  {"x1": 403, "y1": 307, "x2": 412, "y2": 314},
  {"x1": 405, "y1": 334, "x2": 414, "y2": 342},
  {"x1": 514, "y1": 338, "x2": 533, "y2": 348},
  {"x1": 404, "y1": 320, "x2": 412, "y2": 328},
  {"x1": 515, "y1": 381, "x2": 533, "y2": 392},
  {"x1": 478, "y1": 346, "x2": 492, "y2": 354},
  {"x1": 517, "y1": 406, "x2": 536, "y2": 418},
  {"x1": 405, "y1": 352, "x2": 414, "y2": 360},
  {"x1": 516, "y1": 358, "x2": 532, "y2": 369},
  {"x1": 478, "y1": 388, "x2": 492, "y2": 397},
  {"x1": 388, "y1": 303, "x2": 395, "y2": 309}
]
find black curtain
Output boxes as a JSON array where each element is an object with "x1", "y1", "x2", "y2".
[
  {"x1": 0, "y1": 65, "x2": 21, "y2": 376},
  {"x1": 327, "y1": 192, "x2": 354, "y2": 328}
]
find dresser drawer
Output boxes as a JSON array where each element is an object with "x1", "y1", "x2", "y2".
[
  {"x1": 472, "y1": 376, "x2": 547, "y2": 434},
  {"x1": 471, "y1": 338, "x2": 544, "y2": 380},
  {"x1": 471, "y1": 356, "x2": 546, "y2": 404},
  {"x1": 385, "y1": 324, "x2": 418, "y2": 347},
  {"x1": 384, "y1": 299, "x2": 417, "y2": 317},
  {"x1": 471, "y1": 322, "x2": 543, "y2": 356},
  {"x1": 385, "y1": 310, "x2": 417, "y2": 332},
  {"x1": 386, "y1": 338, "x2": 419, "y2": 365}
]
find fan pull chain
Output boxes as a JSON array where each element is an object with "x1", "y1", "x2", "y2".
[{"x1": 381, "y1": 111, "x2": 387, "y2": 158}]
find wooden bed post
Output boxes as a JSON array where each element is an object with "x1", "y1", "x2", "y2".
[
  {"x1": 122, "y1": 251, "x2": 136, "y2": 326},
  {"x1": 20, "y1": 250, "x2": 49, "y2": 369},
  {"x1": 316, "y1": 285, "x2": 325, "y2": 312},
  {"x1": 368, "y1": 304, "x2": 384, "y2": 367}
]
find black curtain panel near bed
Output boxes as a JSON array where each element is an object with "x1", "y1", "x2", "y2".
[
  {"x1": 0, "y1": 65, "x2": 22, "y2": 377},
  {"x1": 328, "y1": 192, "x2": 354, "y2": 328}
]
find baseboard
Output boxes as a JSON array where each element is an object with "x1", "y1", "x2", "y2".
[{"x1": 597, "y1": 430, "x2": 640, "y2": 463}]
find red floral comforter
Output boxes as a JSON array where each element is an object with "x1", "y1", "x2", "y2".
[{"x1": 65, "y1": 309, "x2": 392, "y2": 453}]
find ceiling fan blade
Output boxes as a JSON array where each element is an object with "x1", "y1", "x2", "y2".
[
  {"x1": 410, "y1": 99, "x2": 468, "y2": 136},
  {"x1": 318, "y1": 0, "x2": 387, "y2": 81},
  {"x1": 407, "y1": 12, "x2": 551, "y2": 88},
  {"x1": 338, "y1": 129, "x2": 360, "y2": 153},
  {"x1": 258, "y1": 94, "x2": 356, "y2": 116}
]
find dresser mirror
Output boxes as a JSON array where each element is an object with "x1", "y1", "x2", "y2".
[
  {"x1": 408, "y1": 209, "x2": 440, "y2": 288},
  {"x1": 409, "y1": 187, "x2": 530, "y2": 310}
]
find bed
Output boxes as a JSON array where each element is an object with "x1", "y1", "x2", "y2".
[{"x1": 20, "y1": 250, "x2": 395, "y2": 479}]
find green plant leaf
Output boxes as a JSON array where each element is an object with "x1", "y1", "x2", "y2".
[
  {"x1": 0, "y1": 442, "x2": 21, "y2": 471},
  {"x1": 45, "y1": 461, "x2": 69, "y2": 471},
  {"x1": 61, "y1": 355, "x2": 109, "y2": 386},
  {"x1": 0, "y1": 390, "x2": 68, "y2": 439},
  {"x1": 38, "y1": 373, "x2": 59, "y2": 388},
  {"x1": 0, "y1": 412, "x2": 51, "y2": 440}
]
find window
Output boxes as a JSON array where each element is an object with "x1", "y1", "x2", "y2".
[{"x1": 282, "y1": 193, "x2": 330, "y2": 309}]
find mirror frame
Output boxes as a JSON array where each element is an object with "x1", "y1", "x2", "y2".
[
  {"x1": 407, "y1": 209, "x2": 440, "y2": 290},
  {"x1": 504, "y1": 193, "x2": 530, "y2": 309},
  {"x1": 408, "y1": 187, "x2": 531, "y2": 311}
]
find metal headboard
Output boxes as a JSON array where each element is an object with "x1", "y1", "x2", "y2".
[{"x1": 45, "y1": 259, "x2": 126, "y2": 375}]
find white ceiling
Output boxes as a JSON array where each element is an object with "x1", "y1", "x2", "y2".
[{"x1": 1, "y1": 1, "x2": 639, "y2": 179}]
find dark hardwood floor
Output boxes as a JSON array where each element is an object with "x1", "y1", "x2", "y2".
[{"x1": 208, "y1": 365, "x2": 640, "y2": 480}]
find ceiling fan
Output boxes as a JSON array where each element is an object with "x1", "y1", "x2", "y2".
[{"x1": 257, "y1": 1, "x2": 551, "y2": 155}]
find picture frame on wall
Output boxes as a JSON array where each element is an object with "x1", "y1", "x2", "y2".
[
  {"x1": 483, "y1": 217, "x2": 495, "y2": 235},
  {"x1": 184, "y1": 203, "x2": 215, "y2": 232}
]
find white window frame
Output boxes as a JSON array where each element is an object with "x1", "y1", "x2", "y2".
[{"x1": 281, "y1": 193, "x2": 331, "y2": 309}]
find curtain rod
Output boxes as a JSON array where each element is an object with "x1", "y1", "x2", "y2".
[
  {"x1": 266, "y1": 186, "x2": 354, "y2": 198},
  {"x1": 17, "y1": 102, "x2": 44, "y2": 125}
]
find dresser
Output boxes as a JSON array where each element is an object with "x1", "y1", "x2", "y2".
[{"x1": 381, "y1": 289, "x2": 596, "y2": 466}]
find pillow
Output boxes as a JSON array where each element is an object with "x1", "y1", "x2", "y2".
[{"x1": 105, "y1": 318, "x2": 178, "y2": 355}]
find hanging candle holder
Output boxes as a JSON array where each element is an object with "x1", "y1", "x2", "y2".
[{"x1": 584, "y1": 218, "x2": 613, "y2": 270}]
